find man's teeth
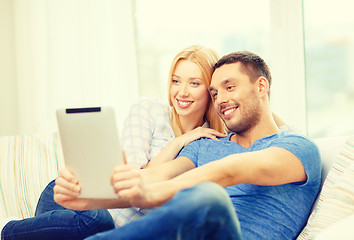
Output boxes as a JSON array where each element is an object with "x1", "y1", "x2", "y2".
[{"x1": 224, "y1": 108, "x2": 236, "y2": 115}]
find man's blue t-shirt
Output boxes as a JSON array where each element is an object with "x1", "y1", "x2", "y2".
[{"x1": 178, "y1": 131, "x2": 321, "y2": 240}]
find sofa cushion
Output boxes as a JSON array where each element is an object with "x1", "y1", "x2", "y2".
[
  {"x1": 311, "y1": 135, "x2": 349, "y2": 211},
  {"x1": 297, "y1": 135, "x2": 354, "y2": 239},
  {"x1": 0, "y1": 133, "x2": 65, "y2": 218}
]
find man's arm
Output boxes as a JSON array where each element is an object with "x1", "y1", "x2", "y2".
[
  {"x1": 54, "y1": 156, "x2": 196, "y2": 210},
  {"x1": 170, "y1": 147, "x2": 306, "y2": 188},
  {"x1": 118, "y1": 147, "x2": 306, "y2": 208}
]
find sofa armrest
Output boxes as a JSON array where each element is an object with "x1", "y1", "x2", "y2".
[{"x1": 0, "y1": 133, "x2": 65, "y2": 218}]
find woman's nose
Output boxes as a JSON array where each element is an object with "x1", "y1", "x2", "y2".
[{"x1": 178, "y1": 83, "x2": 189, "y2": 97}]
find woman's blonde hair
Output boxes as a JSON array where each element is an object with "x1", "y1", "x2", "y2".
[{"x1": 168, "y1": 45, "x2": 225, "y2": 136}]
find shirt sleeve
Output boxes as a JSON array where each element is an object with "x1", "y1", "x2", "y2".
[
  {"x1": 270, "y1": 134, "x2": 322, "y2": 186},
  {"x1": 120, "y1": 97, "x2": 155, "y2": 167},
  {"x1": 177, "y1": 139, "x2": 200, "y2": 167}
]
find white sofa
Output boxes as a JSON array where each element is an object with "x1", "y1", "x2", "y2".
[
  {"x1": 0, "y1": 133, "x2": 65, "y2": 218},
  {"x1": 0, "y1": 133, "x2": 353, "y2": 239}
]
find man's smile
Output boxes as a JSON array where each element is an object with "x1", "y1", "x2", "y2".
[{"x1": 221, "y1": 106, "x2": 238, "y2": 118}]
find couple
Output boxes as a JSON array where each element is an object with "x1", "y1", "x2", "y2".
[{"x1": 1, "y1": 46, "x2": 321, "y2": 240}]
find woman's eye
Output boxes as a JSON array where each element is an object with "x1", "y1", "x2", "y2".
[
  {"x1": 191, "y1": 81, "x2": 200, "y2": 86},
  {"x1": 172, "y1": 79, "x2": 179, "y2": 84},
  {"x1": 227, "y1": 85, "x2": 235, "y2": 90}
]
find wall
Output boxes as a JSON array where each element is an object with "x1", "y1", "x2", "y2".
[
  {"x1": 0, "y1": 0, "x2": 139, "y2": 135},
  {"x1": 0, "y1": 0, "x2": 19, "y2": 135}
]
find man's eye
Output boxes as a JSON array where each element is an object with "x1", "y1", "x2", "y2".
[{"x1": 227, "y1": 85, "x2": 235, "y2": 90}]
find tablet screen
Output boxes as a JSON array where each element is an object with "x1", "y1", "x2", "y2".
[{"x1": 56, "y1": 107, "x2": 123, "y2": 199}]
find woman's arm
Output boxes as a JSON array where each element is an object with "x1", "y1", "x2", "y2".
[
  {"x1": 272, "y1": 112, "x2": 287, "y2": 127},
  {"x1": 120, "y1": 98, "x2": 156, "y2": 167}
]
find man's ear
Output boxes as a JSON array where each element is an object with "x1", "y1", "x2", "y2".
[{"x1": 256, "y1": 77, "x2": 270, "y2": 97}]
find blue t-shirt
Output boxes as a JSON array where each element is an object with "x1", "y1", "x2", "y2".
[{"x1": 178, "y1": 131, "x2": 321, "y2": 240}]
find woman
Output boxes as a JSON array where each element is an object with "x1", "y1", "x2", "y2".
[
  {"x1": 1, "y1": 45, "x2": 227, "y2": 240},
  {"x1": 106, "y1": 45, "x2": 227, "y2": 226}
]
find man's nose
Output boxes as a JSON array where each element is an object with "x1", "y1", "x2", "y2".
[{"x1": 215, "y1": 91, "x2": 228, "y2": 106}]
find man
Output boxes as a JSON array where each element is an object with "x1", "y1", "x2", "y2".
[{"x1": 56, "y1": 51, "x2": 321, "y2": 240}]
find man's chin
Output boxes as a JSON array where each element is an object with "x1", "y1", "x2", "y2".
[
  {"x1": 225, "y1": 121, "x2": 249, "y2": 134},
  {"x1": 224, "y1": 121, "x2": 238, "y2": 132}
]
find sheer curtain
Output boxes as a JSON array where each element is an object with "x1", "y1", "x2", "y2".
[{"x1": 11, "y1": 0, "x2": 139, "y2": 134}]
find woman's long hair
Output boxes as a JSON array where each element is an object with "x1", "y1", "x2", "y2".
[{"x1": 168, "y1": 45, "x2": 225, "y2": 136}]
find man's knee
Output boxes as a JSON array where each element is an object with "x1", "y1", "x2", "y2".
[
  {"x1": 172, "y1": 182, "x2": 233, "y2": 215},
  {"x1": 183, "y1": 182, "x2": 230, "y2": 204}
]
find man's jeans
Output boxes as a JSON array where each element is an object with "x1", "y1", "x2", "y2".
[
  {"x1": 1, "y1": 180, "x2": 115, "y2": 240},
  {"x1": 86, "y1": 182, "x2": 243, "y2": 240}
]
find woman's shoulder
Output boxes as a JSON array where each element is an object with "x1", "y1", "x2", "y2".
[
  {"x1": 132, "y1": 97, "x2": 168, "y2": 108},
  {"x1": 129, "y1": 97, "x2": 170, "y2": 117}
]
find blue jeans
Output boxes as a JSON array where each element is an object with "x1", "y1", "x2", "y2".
[
  {"x1": 1, "y1": 180, "x2": 115, "y2": 240},
  {"x1": 85, "y1": 182, "x2": 243, "y2": 240}
]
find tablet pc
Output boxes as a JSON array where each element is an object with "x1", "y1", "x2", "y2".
[{"x1": 56, "y1": 107, "x2": 123, "y2": 199}]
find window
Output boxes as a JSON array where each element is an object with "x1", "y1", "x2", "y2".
[
  {"x1": 304, "y1": 0, "x2": 354, "y2": 137},
  {"x1": 134, "y1": 0, "x2": 353, "y2": 137},
  {"x1": 134, "y1": 0, "x2": 271, "y2": 101}
]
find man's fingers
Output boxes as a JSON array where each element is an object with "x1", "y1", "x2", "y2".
[
  {"x1": 110, "y1": 164, "x2": 141, "y2": 186},
  {"x1": 117, "y1": 186, "x2": 143, "y2": 199},
  {"x1": 112, "y1": 164, "x2": 140, "y2": 175},
  {"x1": 112, "y1": 178, "x2": 141, "y2": 193}
]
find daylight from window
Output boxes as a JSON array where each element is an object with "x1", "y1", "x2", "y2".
[
  {"x1": 134, "y1": 0, "x2": 270, "y2": 100},
  {"x1": 304, "y1": 0, "x2": 354, "y2": 138},
  {"x1": 134, "y1": 0, "x2": 354, "y2": 138}
]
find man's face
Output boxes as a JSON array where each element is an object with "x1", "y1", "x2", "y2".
[{"x1": 209, "y1": 62, "x2": 261, "y2": 134}]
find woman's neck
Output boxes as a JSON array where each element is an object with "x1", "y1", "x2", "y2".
[{"x1": 179, "y1": 115, "x2": 205, "y2": 133}]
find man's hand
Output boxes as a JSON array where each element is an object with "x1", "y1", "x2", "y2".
[{"x1": 111, "y1": 164, "x2": 153, "y2": 208}]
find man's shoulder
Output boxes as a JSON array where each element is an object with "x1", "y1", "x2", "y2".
[
  {"x1": 274, "y1": 131, "x2": 317, "y2": 146},
  {"x1": 186, "y1": 134, "x2": 232, "y2": 150},
  {"x1": 267, "y1": 131, "x2": 321, "y2": 164},
  {"x1": 253, "y1": 131, "x2": 320, "y2": 156}
]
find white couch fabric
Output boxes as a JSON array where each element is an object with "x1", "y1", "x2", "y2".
[{"x1": 0, "y1": 133, "x2": 64, "y2": 218}]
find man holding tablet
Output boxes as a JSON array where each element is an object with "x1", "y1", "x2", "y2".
[{"x1": 55, "y1": 51, "x2": 321, "y2": 240}]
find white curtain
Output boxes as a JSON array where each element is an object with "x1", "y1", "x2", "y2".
[
  {"x1": 11, "y1": 0, "x2": 139, "y2": 134},
  {"x1": 270, "y1": 0, "x2": 307, "y2": 132}
]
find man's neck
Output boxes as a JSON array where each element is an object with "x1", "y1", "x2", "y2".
[{"x1": 230, "y1": 112, "x2": 280, "y2": 149}]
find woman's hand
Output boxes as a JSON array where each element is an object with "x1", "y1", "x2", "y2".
[
  {"x1": 53, "y1": 168, "x2": 91, "y2": 210},
  {"x1": 146, "y1": 127, "x2": 226, "y2": 168},
  {"x1": 177, "y1": 127, "x2": 226, "y2": 147}
]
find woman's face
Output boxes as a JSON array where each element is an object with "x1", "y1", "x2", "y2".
[{"x1": 170, "y1": 60, "x2": 210, "y2": 120}]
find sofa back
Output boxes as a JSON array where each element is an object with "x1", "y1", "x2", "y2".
[
  {"x1": 297, "y1": 135, "x2": 354, "y2": 239},
  {"x1": 0, "y1": 133, "x2": 65, "y2": 218}
]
